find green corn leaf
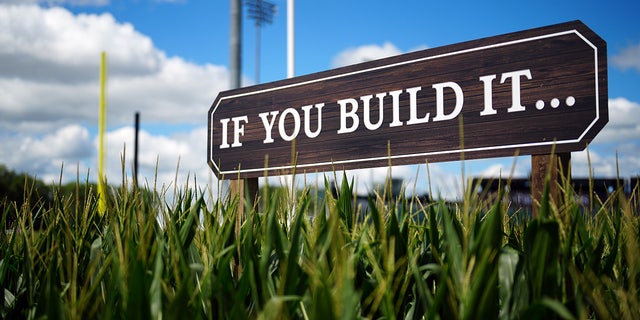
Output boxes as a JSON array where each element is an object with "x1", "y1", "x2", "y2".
[
  {"x1": 499, "y1": 246, "x2": 521, "y2": 320},
  {"x1": 601, "y1": 208, "x2": 621, "y2": 277},
  {"x1": 368, "y1": 196, "x2": 383, "y2": 242},
  {"x1": 149, "y1": 235, "x2": 164, "y2": 320},
  {"x1": 442, "y1": 208, "x2": 463, "y2": 293},
  {"x1": 465, "y1": 197, "x2": 502, "y2": 319},
  {"x1": 538, "y1": 178, "x2": 551, "y2": 219},
  {"x1": 36, "y1": 261, "x2": 65, "y2": 320},
  {"x1": 178, "y1": 196, "x2": 202, "y2": 252},
  {"x1": 428, "y1": 204, "x2": 441, "y2": 263},
  {"x1": 524, "y1": 218, "x2": 560, "y2": 300},
  {"x1": 125, "y1": 242, "x2": 150, "y2": 320},
  {"x1": 520, "y1": 298, "x2": 576, "y2": 320},
  {"x1": 283, "y1": 192, "x2": 308, "y2": 296},
  {"x1": 338, "y1": 173, "x2": 355, "y2": 232},
  {"x1": 387, "y1": 205, "x2": 401, "y2": 250}
]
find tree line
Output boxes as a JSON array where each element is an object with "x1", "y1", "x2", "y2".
[{"x1": 1, "y1": 164, "x2": 97, "y2": 229}]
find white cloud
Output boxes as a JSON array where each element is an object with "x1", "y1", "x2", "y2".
[
  {"x1": 478, "y1": 164, "x2": 515, "y2": 179},
  {"x1": 0, "y1": 121, "x2": 214, "y2": 191},
  {"x1": 591, "y1": 97, "x2": 640, "y2": 144},
  {"x1": 569, "y1": 97, "x2": 640, "y2": 178},
  {"x1": 0, "y1": 79, "x2": 97, "y2": 133},
  {"x1": 0, "y1": 5, "x2": 229, "y2": 133},
  {"x1": 0, "y1": 123, "x2": 214, "y2": 190},
  {"x1": 612, "y1": 43, "x2": 640, "y2": 72},
  {"x1": 64, "y1": 0, "x2": 109, "y2": 5},
  {"x1": 0, "y1": 1, "x2": 183, "y2": 7},
  {"x1": 397, "y1": 163, "x2": 455, "y2": 199},
  {"x1": 0, "y1": 4, "x2": 227, "y2": 191},
  {"x1": 100, "y1": 125, "x2": 213, "y2": 191},
  {"x1": 32, "y1": 124, "x2": 93, "y2": 159},
  {"x1": 331, "y1": 42, "x2": 402, "y2": 68},
  {"x1": 0, "y1": 0, "x2": 110, "y2": 5},
  {"x1": 0, "y1": 5, "x2": 158, "y2": 81},
  {"x1": 0, "y1": 124, "x2": 93, "y2": 183},
  {"x1": 108, "y1": 58, "x2": 229, "y2": 124},
  {"x1": 571, "y1": 147, "x2": 640, "y2": 178},
  {"x1": 0, "y1": 0, "x2": 38, "y2": 4}
]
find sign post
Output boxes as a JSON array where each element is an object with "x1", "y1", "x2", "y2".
[
  {"x1": 531, "y1": 153, "x2": 572, "y2": 216},
  {"x1": 208, "y1": 21, "x2": 607, "y2": 213}
]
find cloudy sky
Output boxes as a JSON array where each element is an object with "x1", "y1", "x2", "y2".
[{"x1": 1, "y1": 0, "x2": 639, "y2": 199}]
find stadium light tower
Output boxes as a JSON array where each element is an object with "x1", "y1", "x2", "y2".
[{"x1": 246, "y1": 0, "x2": 276, "y2": 83}]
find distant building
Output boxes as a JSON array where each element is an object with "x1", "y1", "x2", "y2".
[{"x1": 471, "y1": 177, "x2": 632, "y2": 213}]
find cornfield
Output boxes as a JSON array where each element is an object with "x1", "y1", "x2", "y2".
[{"x1": 1, "y1": 169, "x2": 639, "y2": 319}]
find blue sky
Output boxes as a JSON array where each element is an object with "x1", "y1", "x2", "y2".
[{"x1": 1, "y1": 0, "x2": 639, "y2": 198}]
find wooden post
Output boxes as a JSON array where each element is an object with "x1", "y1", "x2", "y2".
[
  {"x1": 230, "y1": 177, "x2": 258, "y2": 279},
  {"x1": 531, "y1": 153, "x2": 571, "y2": 217},
  {"x1": 230, "y1": 177, "x2": 259, "y2": 229}
]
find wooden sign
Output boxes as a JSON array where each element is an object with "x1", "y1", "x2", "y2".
[{"x1": 208, "y1": 20, "x2": 607, "y2": 179}]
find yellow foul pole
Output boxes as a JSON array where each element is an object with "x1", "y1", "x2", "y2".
[{"x1": 98, "y1": 51, "x2": 107, "y2": 214}]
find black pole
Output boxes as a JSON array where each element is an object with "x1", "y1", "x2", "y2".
[{"x1": 134, "y1": 112, "x2": 140, "y2": 188}]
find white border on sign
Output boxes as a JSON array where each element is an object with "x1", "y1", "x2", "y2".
[{"x1": 209, "y1": 29, "x2": 600, "y2": 176}]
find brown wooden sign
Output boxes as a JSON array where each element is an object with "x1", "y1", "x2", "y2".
[{"x1": 208, "y1": 20, "x2": 607, "y2": 179}]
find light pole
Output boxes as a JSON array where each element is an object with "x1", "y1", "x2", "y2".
[
  {"x1": 287, "y1": 0, "x2": 294, "y2": 79},
  {"x1": 230, "y1": 0, "x2": 242, "y2": 89},
  {"x1": 246, "y1": 0, "x2": 276, "y2": 83}
]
